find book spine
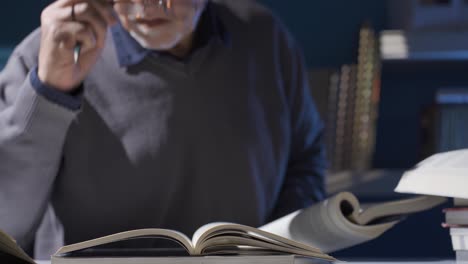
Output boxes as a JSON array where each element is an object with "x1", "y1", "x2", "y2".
[
  {"x1": 351, "y1": 23, "x2": 381, "y2": 171},
  {"x1": 334, "y1": 65, "x2": 355, "y2": 171},
  {"x1": 326, "y1": 70, "x2": 341, "y2": 172}
]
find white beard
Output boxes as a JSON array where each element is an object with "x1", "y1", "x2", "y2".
[{"x1": 129, "y1": 24, "x2": 185, "y2": 50}]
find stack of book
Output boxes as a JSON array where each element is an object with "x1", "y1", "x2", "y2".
[
  {"x1": 395, "y1": 149, "x2": 468, "y2": 263},
  {"x1": 443, "y1": 198, "x2": 468, "y2": 263}
]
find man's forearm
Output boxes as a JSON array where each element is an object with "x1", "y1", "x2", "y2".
[{"x1": 0, "y1": 71, "x2": 77, "y2": 247}]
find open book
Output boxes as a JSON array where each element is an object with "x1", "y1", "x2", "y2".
[
  {"x1": 395, "y1": 149, "x2": 468, "y2": 199},
  {"x1": 1, "y1": 191, "x2": 447, "y2": 263},
  {"x1": 0, "y1": 223, "x2": 335, "y2": 264},
  {"x1": 1, "y1": 191, "x2": 446, "y2": 263},
  {"x1": 260, "y1": 192, "x2": 446, "y2": 253},
  {"x1": 0, "y1": 229, "x2": 36, "y2": 264}
]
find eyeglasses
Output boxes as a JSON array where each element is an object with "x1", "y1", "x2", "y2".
[
  {"x1": 111, "y1": 0, "x2": 205, "y2": 20},
  {"x1": 73, "y1": 0, "x2": 204, "y2": 64}
]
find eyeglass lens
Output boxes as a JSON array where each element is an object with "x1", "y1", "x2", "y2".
[{"x1": 113, "y1": 0, "x2": 203, "y2": 20}]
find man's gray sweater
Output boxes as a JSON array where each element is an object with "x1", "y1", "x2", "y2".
[{"x1": 0, "y1": 0, "x2": 326, "y2": 256}]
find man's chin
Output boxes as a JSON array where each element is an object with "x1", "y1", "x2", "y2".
[{"x1": 129, "y1": 31, "x2": 180, "y2": 51}]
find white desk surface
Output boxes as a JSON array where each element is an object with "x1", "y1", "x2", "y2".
[{"x1": 35, "y1": 261, "x2": 458, "y2": 264}]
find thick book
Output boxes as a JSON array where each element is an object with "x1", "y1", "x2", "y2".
[
  {"x1": 0, "y1": 223, "x2": 335, "y2": 264},
  {"x1": 260, "y1": 192, "x2": 445, "y2": 253}
]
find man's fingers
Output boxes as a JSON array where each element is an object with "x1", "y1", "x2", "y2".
[
  {"x1": 38, "y1": 0, "x2": 111, "y2": 91},
  {"x1": 74, "y1": 26, "x2": 98, "y2": 55},
  {"x1": 42, "y1": 0, "x2": 116, "y2": 28},
  {"x1": 59, "y1": 0, "x2": 117, "y2": 26},
  {"x1": 86, "y1": 0, "x2": 117, "y2": 26},
  {"x1": 52, "y1": 22, "x2": 97, "y2": 54},
  {"x1": 72, "y1": 2, "x2": 108, "y2": 49}
]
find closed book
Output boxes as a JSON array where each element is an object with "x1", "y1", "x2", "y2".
[{"x1": 444, "y1": 208, "x2": 468, "y2": 225}]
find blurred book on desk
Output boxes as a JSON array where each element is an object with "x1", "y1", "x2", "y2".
[{"x1": 443, "y1": 200, "x2": 468, "y2": 263}]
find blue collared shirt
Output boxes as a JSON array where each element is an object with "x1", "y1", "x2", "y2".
[{"x1": 30, "y1": 2, "x2": 229, "y2": 111}]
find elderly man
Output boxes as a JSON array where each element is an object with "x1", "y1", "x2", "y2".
[{"x1": 0, "y1": 0, "x2": 326, "y2": 258}]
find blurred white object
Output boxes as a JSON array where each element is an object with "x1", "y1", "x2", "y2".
[
  {"x1": 395, "y1": 149, "x2": 468, "y2": 199},
  {"x1": 450, "y1": 228, "x2": 468, "y2": 251}
]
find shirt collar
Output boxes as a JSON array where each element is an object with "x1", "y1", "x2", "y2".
[{"x1": 110, "y1": 1, "x2": 230, "y2": 67}]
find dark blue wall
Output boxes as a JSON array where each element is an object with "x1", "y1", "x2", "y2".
[
  {"x1": 262, "y1": 0, "x2": 387, "y2": 68},
  {"x1": 0, "y1": 1, "x2": 387, "y2": 68},
  {"x1": 0, "y1": 1, "x2": 50, "y2": 45}
]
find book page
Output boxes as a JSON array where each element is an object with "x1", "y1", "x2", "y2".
[
  {"x1": 193, "y1": 223, "x2": 323, "y2": 252},
  {"x1": 416, "y1": 149, "x2": 468, "y2": 169},
  {"x1": 198, "y1": 235, "x2": 335, "y2": 261},
  {"x1": 354, "y1": 195, "x2": 446, "y2": 225},
  {"x1": 192, "y1": 222, "x2": 230, "y2": 247},
  {"x1": 0, "y1": 229, "x2": 35, "y2": 264},
  {"x1": 54, "y1": 229, "x2": 194, "y2": 256},
  {"x1": 395, "y1": 147, "x2": 468, "y2": 199},
  {"x1": 260, "y1": 193, "x2": 399, "y2": 253},
  {"x1": 192, "y1": 223, "x2": 333, "y2": 259},
  {"x1": 395, "y1": 170, "x2": 468, "y2": 199}
]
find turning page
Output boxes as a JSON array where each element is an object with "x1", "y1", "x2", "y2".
[
  {"x1": 395, "y1": 149, "x2": 468, "y2": 199},
  {"x1": 260, "y1": 192, "x2": 445, "y2": 253}
]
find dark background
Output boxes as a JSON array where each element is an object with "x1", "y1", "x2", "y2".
[{"x1": 0, "y1": 1, "x2": 387, "y2": 68}]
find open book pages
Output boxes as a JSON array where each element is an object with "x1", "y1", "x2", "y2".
[
  {"x1": 0, "y1": 229, "x2": 35, "y2": 264},
  {"x1": 260, "y1": 192, "x2": 446, "y2": 253},
  {"x1": 52, "y1": 223, "x2": 335, "y2": 262},
  {"x1": 395, "y1": 149, "x2": 468, "y2": 199}
]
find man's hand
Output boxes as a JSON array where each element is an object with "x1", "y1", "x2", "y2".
[{"x1": 38, "y1": 0, "x2": 117, "y2": 92}]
